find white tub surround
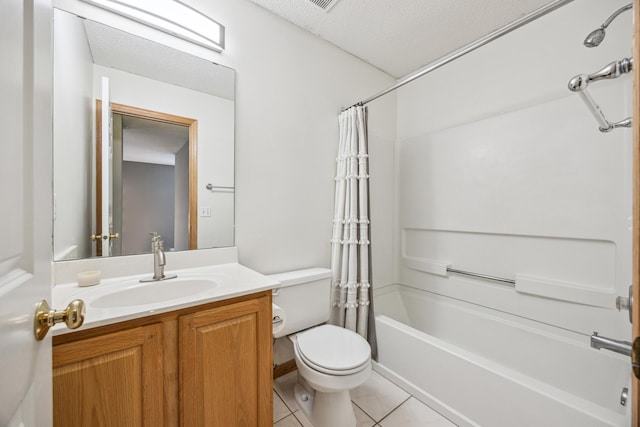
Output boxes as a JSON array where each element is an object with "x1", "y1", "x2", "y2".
[{"x1": 390, "y1": 3, "x2": 633, "y2": 425}]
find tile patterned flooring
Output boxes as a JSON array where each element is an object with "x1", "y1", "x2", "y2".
[{"x1": 273, "y1": 370, "x2": 457, "y2": 427}]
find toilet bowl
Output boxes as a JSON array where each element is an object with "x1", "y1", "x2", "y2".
[
  {"x1": 269, "y1": 269, "x2": 372, "y2": 427},
  {"x1": 291, "y1": 325, "x2": 371, "y2": 427}
]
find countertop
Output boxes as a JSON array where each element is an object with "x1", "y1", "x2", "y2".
[{"x1": 52, "y1": 262, "x2": 280, "y2": 335}]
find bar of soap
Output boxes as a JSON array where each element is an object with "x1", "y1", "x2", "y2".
[{"x1": 77, "y1": 271, "x2": 101, "y2": 287}]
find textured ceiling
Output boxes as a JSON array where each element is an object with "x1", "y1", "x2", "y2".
[
  {"x1": 247, "y1": 0, "x2": 561, "y2": 78},
  {"x1": 84, "y1": 18, "x2": 235, "y2": 100}
]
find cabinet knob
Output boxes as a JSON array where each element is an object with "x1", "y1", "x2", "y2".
[{"x1": 34, "y1": 299, "x2": 86, "y2": 340}]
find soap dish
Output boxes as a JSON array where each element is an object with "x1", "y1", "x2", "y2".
[{"x1": 77, "y1": 271, "x2": 101, "y2": 287}]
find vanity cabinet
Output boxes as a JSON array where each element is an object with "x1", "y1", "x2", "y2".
[
  {"x1": 52, "y1": 291, "x2": 273, "y2": 427},
  {"x1": 53, "y1": 324, "x2": 164, "y2": 426},
  {"x1": 180, "y1": 296, "x2": 273, "y2": 426}
]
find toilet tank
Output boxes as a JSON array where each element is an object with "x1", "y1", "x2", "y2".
[{"x1": 269, "y1": 268, "x2": 332, "y2": 338}]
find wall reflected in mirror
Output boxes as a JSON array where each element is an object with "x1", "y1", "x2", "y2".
[{"x1": 53, "y1": 8, "x2": 235, "y2": 261}]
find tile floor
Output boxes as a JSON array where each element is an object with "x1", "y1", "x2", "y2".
[{"x1": 273, "y1": 369, "x2": 457, "y2": 427}]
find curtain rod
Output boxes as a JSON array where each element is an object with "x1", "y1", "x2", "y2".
[{"x1": 347, "y1": 0, "x2": 574, "y2": 110}]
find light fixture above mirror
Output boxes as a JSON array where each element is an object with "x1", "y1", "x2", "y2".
[{"x1": 79, "y1": 0, "x2": 225, "y2": 52}]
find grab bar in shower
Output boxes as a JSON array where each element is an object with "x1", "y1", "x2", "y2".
[
  {"x1": 446, "y1": 267, "x2": 515, "y2": 285},
  {"x1": 205, "y1": 183, "x2": 235, "y2": 192},
  {"x1": 568, "y1": 57, "x2": 632, "y2": 133}
]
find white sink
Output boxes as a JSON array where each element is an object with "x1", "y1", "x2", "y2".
[
  {"x1": 89, "y1": 277, "x2": 217, "y2": 308},
  {"x1": 51, "y1": 262, "x2": 280, "y2": 335}
]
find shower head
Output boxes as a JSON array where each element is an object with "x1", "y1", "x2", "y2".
[
  {"x1": 583, "y1": 3, "x2": 632, "y2": 48},
  {"x1": 584, "y1": 27, "x2": 606, "y2": 48}
]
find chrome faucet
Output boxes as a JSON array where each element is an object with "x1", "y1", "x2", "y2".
[{"x1": 140, "y1": 232, "x2": 177, "y2": 282}]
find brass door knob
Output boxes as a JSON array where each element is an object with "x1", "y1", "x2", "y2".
[
  {"x1": 633, "y1": 337, "x2": 640, "y2": 380},
  {"x1": 34, "y1": 299, "x2": 86, "y2": 340},
  {"x1": 90, "y1": 233, "x2": 119, "y2": 241}
]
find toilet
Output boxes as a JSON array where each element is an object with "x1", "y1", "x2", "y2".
[{"x1": 270, "y1": 268, "x2": 371, "y2": 427}]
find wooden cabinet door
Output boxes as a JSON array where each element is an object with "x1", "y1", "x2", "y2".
[
  {"x1": 53, "y1": 324, "x2": 164, "y2": 427},
  {"x1": 180, "y1": 296, "x2": 272, "y2": 426}
]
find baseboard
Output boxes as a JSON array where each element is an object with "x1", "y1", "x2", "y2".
[{"x1": 274, "y1": 359, "x2": 297, "y2": 379}]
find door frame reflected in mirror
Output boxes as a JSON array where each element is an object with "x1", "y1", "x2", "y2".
[{"x1": 95, "y1": 100, "x2": 198, "y2": 255}]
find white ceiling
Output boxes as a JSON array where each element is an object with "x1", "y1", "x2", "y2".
[
  {"x1": 120, "y1": 115, "x2": 189, "y2": 166},
  {"x1": 247, "y1": 0, "x2": 561, "y2": 78}
]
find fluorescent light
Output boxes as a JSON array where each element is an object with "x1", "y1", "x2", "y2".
[{"x1": 80, "y1": 0, "x2": 225, "y2": 52}]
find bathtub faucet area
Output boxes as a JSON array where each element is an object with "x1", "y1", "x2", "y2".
[{"x1": 590, "y1": 332, "x2": 631, "y2": 357}]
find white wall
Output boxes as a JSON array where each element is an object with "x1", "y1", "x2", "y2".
[
  {"x1": 396, "y1": 0, "x2": 632, "y2": 344},
  {"x1": 186, "y1": 0, "x2": 397, "y2": 283},
  {"x1": 53, "y1": 8, "x2": 93, "y2": 260}
]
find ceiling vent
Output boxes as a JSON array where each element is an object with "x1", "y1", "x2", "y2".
[{"x1": 308, "y1": 0, "x2": 341, "y2": 12}]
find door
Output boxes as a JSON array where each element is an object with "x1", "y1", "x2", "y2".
[
  {"x1": 101, "y1": 77, "x2": 112, "y2": 257},
  {"x1": 0, "y1": 0, "x2": 53, "y2": 426},
  {"x1": 633, "y1": 1, "x2": 640, "y2": 424},
  {"x1": 94, "y1": 77, "x2": 114, "y2": 257}
]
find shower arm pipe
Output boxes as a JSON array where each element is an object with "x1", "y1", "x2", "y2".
[
  {"x1": 346, "y1": 0, "x2": 574, "y2": 109},
  {"x1": 568, "y1": 57, "x2": 633, "y2": 132},
  {"x1": 600, "y1": 3, "x2": 633, "y2": 31}
]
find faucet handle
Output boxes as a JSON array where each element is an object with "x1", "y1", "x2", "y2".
[{"x1": 149, "y1": 232, "x2": 161, "y2": 243}]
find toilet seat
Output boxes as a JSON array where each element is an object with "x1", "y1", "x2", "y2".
[
  {"x1": 295, "y1": 324, "x2": 371, "y2": 376},
  {"x1": 295, "y1": 343, "x2": 370, "y2": 376}
]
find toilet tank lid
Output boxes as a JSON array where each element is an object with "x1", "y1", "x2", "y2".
[{"x1": 267, "y1": 268, "x2": 332, "y2": 288}]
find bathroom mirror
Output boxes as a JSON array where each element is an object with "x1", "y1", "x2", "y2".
[{"x1": 53, "y1": 8, "x2": 235, "y2": 261}]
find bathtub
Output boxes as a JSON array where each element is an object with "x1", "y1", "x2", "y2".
[{"x1": 373, "y1": 284, "x2": 630, "y2": 427}]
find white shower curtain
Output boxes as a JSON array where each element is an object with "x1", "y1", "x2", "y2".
[{"x1": 329, "y1": 105, "x2": 376, "y2": 352}]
